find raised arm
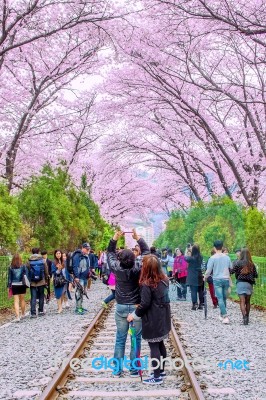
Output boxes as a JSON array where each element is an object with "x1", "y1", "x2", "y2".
[{"x1": 107, "y1": 231, "x2": 124, "y2": 273}]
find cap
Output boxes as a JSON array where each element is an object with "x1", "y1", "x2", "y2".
[{"x1": 82, "y1": 242, "x2": 91, "y2": 249}]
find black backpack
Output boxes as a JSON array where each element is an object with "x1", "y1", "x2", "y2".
[
  {"x1": 102, "y1": 262, "x2": 111, "y2": 285},
  {"x1": 66, "y1": 249, "x2": 82, "y2": 274}
]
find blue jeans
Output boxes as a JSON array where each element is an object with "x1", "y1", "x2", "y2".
[
  {"x1": 177, "y1": 282, "x2": 187, "y2": 299},
  {"x1": 104, "y1": 289, "x2": 115, "y2": 304},
  {"x1": 114, "y1": 304, "x2": 142, "y2": 374},
  {"x1": 30, "y1": 286, "x2": 45, "y2": 315},
  {"x1": 214, "y1": 279, "x2": 230, "y2": 317},
  {"x1": 75, "y1": 279, "x2": 88, "y2": 309}
]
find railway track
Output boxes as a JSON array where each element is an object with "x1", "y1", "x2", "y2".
[{"x1": 39, "y1": 305, "x2": 205, "y2": 400}]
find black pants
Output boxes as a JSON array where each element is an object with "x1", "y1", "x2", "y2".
[
  {"x1": 177, "y1": 277, "x2": 187, "y2": 299},
  {"x1": 148, "y1": 340, "x2": 167, "y2": 378},
  {"x1": 190, "y1": 285, "x2": 204, "y2": 305},
  {"x1": 46, "y1": 276, "x2": 51, "y2": 303},
  {"x1": 30, "y1": 286, "x2": 45, "y2": 315}
]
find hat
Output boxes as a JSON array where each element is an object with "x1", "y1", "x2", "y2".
[{"x1": 82, "y1": 242, "x2": 91, "y2": 249}]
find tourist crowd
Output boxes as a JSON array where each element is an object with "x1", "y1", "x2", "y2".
[{"x1": 7, "y1": 230, "x2": 258, "y2": 384}]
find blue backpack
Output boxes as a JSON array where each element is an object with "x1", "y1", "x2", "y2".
[{"x1": 29, "y1": 259, "x2": 45, "y2": 282}]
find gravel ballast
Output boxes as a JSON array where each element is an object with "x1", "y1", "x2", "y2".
[
  {"x1": 0, "y1": 280, "x2": 110, "y2": 400},
  {"x1": 0, "y1": 281, "x2": 265, "y2": 400},
  {"x1": 170, "y1": 287, "x2": 266, "y2": 400}
]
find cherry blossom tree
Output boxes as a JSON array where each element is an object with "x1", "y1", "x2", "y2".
[
  {"x1": 0, "y1": 0, "x2": 127, "y2": 190},
  {"x1": 0, "y1": 0, "x2": 121, "y2": 68},
  {"x1": 1, "y1": 0, "x2": 266, "y2": 226},
  {"x1": 100, "y1": 0, "x2": 266, "y2": 208}
]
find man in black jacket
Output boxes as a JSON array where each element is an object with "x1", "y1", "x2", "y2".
[{"x1": 107, "y1": 229, "x2": 149, "y2": 377}]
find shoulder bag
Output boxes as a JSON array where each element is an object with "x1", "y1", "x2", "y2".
[
  {"x1": 54, "y1": 273, "x2": 67, "y2": 288},
  {"x1": 22, "y1": 266, "x2": 30, "y2": 287}
]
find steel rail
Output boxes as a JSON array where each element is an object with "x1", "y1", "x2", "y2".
[
  {"x1": 39, "y1": 307, "x2": 106, "y2": 400},
  {"x1": 170, "y1": 321, "x2": 205, "y2": 400},
  {"x1": 39, "y1": 309, "x2": 205, "y2": 400}
]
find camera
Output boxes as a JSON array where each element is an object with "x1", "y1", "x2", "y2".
[{"x1": 90, "y1": 272, "x2": 97, "y2": 281}]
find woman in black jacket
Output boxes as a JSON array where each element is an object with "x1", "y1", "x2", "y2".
[
  {"x1": 230, "y1": 248, "x2": 258, "y2": 325},
  {"x1": 128, "y1": 254, "x2": 171, "y2": 385},
  {"x1": 185, "y1": 244, "x2": 204, "y2": 310},
  {"x1": 107, "y1": 229, "x2": 150, "y2": 377}
]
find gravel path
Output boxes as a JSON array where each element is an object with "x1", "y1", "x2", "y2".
[
  {"x1": 170, "y1": 286, "x2": 266, "y2": 400},
  {"x1": 0, "y1": 280, "x2": 110, "y2": 400},
  {"x1": 0, "y1": 307, "x2": 15, "y2": 326}
]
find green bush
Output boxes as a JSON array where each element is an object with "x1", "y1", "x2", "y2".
[
  {"x1": 194, "y1": 216, "x2": 234, "y2": 254},
  {"x1": 0, "y1": 184, "x2": 21, "y2": 254},
  {"x1": 245, "y1": 208, "x2": 266, "y2": 256},
  {"x1": 18, "y1": 165, "x2": 92, "y2": 251},
  {"x1": 154, "y1": 197, "x2": 266, "y2": 257}
]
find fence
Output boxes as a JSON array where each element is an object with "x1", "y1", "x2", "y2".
[
  {"x1": 202, "y1": 254, "x2": 266, "y2": 308},
  {"x1": 229, "y1": 256, "x2": 266, "y2": 308}
]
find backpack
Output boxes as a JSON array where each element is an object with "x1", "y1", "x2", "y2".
[
  {"x1": 29, "y1": 259, "x2": 45, "y2": 282},
  {"x1": 66, "y1": 249, "x2": 82, "y2": 274},
  {"x1": 102, "y1": 263, "x2": 111, "y2": 285},
  {"x1": 102, "y1": 272, "x2": 110, "y2": 285}
]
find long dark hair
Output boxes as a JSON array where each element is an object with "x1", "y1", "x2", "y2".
[
  {"x1": 191, "y1": 244, "x2": 202, "y2": 263},
  {"x1": 139, "y1": 255, "x2": 166, "y2": 288},
  {"x1": 239, "y1": 248, "x2": 254, "y2": 274},
  {"x1": 11, "y1": 254, "x2": 23, "y2": 268},
  {"x1": 53, "y1": 249, "x2": 63, "y2": 265}
]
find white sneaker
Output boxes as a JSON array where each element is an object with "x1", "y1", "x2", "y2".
[
  {"x1": 219, "y1": 315, "x2": 224, "y2": 322},
  {"x1": 11, "y1": 317, "x2": 20, "y2": 323},
  {"x1": 222, "y1": 317, "x2": 230, "y2": 324}
]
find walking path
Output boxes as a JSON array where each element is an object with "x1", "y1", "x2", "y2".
[{"x1": 0, "y1": 281, "x2": 108, "y2": 400}]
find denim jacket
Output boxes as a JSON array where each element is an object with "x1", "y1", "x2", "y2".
[
  {"x1": 51, "y1": 262, "x2": 71, "y2": 281},
  {"x1": 72, "y1": 252, "x2": 91, "y2": 279},
  {"x1": 7, "y1": 265, "x2": 28, "y2": 287}
]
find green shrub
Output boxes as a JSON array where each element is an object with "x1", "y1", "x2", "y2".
[{"x1": 0, "y1": 184, "x2": 21, "y2": 254}]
